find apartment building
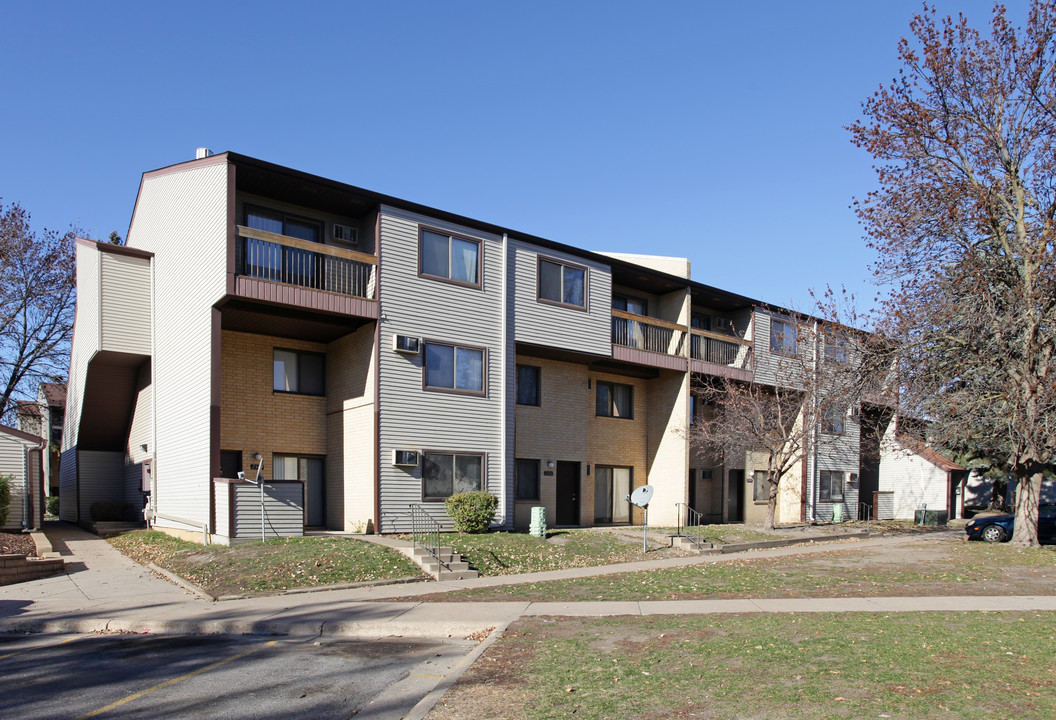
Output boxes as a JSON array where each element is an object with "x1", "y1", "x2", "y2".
[{"x1": 61, "y1": 151, "x2": 862, "y2": 543}]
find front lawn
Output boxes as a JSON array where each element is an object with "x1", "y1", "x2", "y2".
[{"x1": 109, "y1": 531, "x2": 425, "y2": 596}]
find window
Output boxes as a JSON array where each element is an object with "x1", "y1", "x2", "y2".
[
  {"x1": 594, "y1": 466, "x2": 631, "y2": 523},
  {"x1": 274, "y1": 349, "x2": 325, "y2": 395},
  {"x1": 420, "y1": 228, "x2": 480, "y2": 286},
  {"x1": 769, "y1": 318, "x2": 797, "y2": 355},
  {"x1": 424, "y1": 342, "x2": 485, "y2": 394},
  {"x1": 824, "y1": 334, "x2": 849, "y2": 364},
  {"x1": 753, "y1": 471, "x2": 769, "y2": 502},
  {"x1": 596, "y1": 381, "x2": 633, "y2": 419},
  {"x1": 538, "y1": 258, "x2": 586, "y2": 308},
  {"x1": 691, "y1": 313, "x2": 711, "y2": 331},
  {"x1": 516, "y1": 365, "x2": 540, "y2": 406},
  {"x1": 516, "y1": 458, "x2": 540, "y2": 501},
  {"x1": 245, "y1": 206, "x2": 323, "y2": 287},
  {"x1": 819, "y1": 470, "x2": 844, "y2": 502},
  {"x1": 612, "y1": 294, "x2": 647, "y2": 315},
  {"x1": 821, "y1": 407, "x2": 845, "y2": 434},
  {"x1": 422, "y1": 452, "x2": 483, "y2": 500},
  {"x1": 273, "y1": 455, "x2": 326, "y2": 526},
  {"x1": 246, "y1": 206, "x2": 321, "y2": 243}
]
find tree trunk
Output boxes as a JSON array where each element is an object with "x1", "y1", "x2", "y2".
[
  {"x1": 765, "y1": 478, "x2": 778, "y2": 531},
  {"x1": 1009, "y1": 468, "x2": 1042, "y2": 548}
]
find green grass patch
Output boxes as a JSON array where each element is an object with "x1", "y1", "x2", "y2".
[
  {"x1": 109, "y1": 530, "x2": 425, "y2": 596},
  {"x1": 416, "y1": 541, "x2": 1056, "y2": 602},
  {"x1": 430, "y1": 529, "x2": 682, "y2": 576},
  {"x1": 464, "y1": 612, "x2": 1056, "y2": 720}
]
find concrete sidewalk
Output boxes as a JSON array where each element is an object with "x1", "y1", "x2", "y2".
[{"x1": 1, "y1": 522, "x2": 1052, "y2": 639}]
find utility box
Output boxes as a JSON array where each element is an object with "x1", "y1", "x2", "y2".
[
  {"x1": 529, "y1": 506, "x2": 547, "y2": 538},
  {"x1": 914, "y1": 509, "x2": 949, "y2": 526}
]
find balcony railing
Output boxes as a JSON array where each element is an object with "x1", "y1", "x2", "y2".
[
  {"x1": 611, "y1": 310, "x2": 686, "y2": 355},
  {"x1": 690, "y1": 329, "x2": 753, "y2": 370},
  {"x1": 236, "y1": 225, "x2": 377, "y2": 299}
]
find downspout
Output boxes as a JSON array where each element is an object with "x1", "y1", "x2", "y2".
[
  {"x1": 500, "y1": 233, "x2": 509, "y2": 528},
  {"x1": 810, "y1": 319, "x2": 820, "y2": 522}
]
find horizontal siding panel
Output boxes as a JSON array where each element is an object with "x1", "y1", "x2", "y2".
[
  {"x1": 100, "y1": 253, "x2": 151, "y2": 355},
  {"x1": 511, "y1": 240, "x2": 611, "y2": 355},
  {"x1": 231, "y1": 482, "x2": 303, "y2": 540},
  {"x1": 377, "y1": 209, "x2": 505, "y2": 533},
  {"x1": 0, "y1": 435, "x2": 26, "y2": 530}
]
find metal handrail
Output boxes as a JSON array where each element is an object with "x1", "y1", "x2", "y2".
[
  {"x1": 858, "y1": 501, "x2": 873, "y2": 530},
  {"x1": 236, "y1": 232, "x2": 376, "y2": 299},
  {"x1": 675, "y1": 502, "x2": 708, "y2": 549},
  {"x1": 409, "y1": 503, "x2": 449, "y2": 574}
]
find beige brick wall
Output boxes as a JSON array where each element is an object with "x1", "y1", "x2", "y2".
[
  {"x1": 513, "y1": 357, "x2": 589, "y2": 528},
  {"x1": 587, "y1": 370, "x2": 649, "y2": 526},
  {"x1": 220, "y1": 330, "x2": 327, "y2": 486}
]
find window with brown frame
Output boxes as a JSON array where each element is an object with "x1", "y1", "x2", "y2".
[
  {"x1": 424, "y1": 341, "x2": 485, "y2": 395},
  {"x1": 419, "y1": 228, "x2": 481, "y2": 287},
  {"x1": 422, "y1": 451, "x2": 484, "y2": 500},
  {"x1": 538, "y1": 257, "x2": 586, "y2": 308}
]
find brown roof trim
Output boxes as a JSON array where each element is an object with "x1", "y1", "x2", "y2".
[
  {"x1": 76, "y1": 237, "x2": 155, "y2": 260},
  {"x1": 0, "y1": 423, "x2": 46, "y2": 446},
  {"x1": 896, "y1": 434, "x2": 965, "y2": 472}
]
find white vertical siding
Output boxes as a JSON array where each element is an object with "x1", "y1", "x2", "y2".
[
  {"x1": 63, "y1": 244, "x2": 102, "y2": 455},
  {"x1": 100, "y1": 253, "x2": 151, "y2": 354},
  {"x1": 126, "y1": 162, "x2": 229, "y2": 528},
  {"x1": 0, "y1": 433, "x2": 27, "y2": 530},
  {"x1": 377, "y1": 207, "x2": 505, "y2": 532},
  {"x1": 510, "y1": 240, "x2": 611, "y2": 354},
  {"x1": 325, "y1": 324, "x2": 376, "y2": 532}
]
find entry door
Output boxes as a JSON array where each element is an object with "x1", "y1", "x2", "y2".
[
  {"x1": 555, "y1": 462, "x2": 580, "y2": 526},
  {"x1": 304, "y1": 458, "x2": 325, "y2": 527},
  {"x1": 727, "y1": 469, "x2": 744, "y2": 522}
]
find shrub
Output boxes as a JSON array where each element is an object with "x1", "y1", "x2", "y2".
[
  {"x1": 444, "y1": 491, "x2": 498, "y2": 534},
  {"x1": 46, "y1": 495, "x2": 60, "y2": 516},
  {"x1": 0, "y1": 474, "x2": 10, "y2": 527},
  {"x1": 89, "y1": 501, "x2": 138, "y2": 522}
]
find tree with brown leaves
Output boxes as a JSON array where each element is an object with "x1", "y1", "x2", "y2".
[
  {"x1": 0, "y1": 200, "x2": 76, "y2": 424},
  {"x1": 850, "y1": 2, "x2": 1056, "y2": 546}
]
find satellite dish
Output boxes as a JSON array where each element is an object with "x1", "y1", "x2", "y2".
[{"x1": 629, "y1": 484, "x2": 654, "y2": 508}]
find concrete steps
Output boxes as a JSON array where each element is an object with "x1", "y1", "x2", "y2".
[
  {"x1": 408, "y1": 546, "x2": 478, "y2": 581},
  {"x1": 670, "y1": 535, "x2": 716, "y2": 553}
]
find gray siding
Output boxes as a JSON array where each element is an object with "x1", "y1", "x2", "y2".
[
  {"x1": 214, "y1": 481, "x2": 231, "y2": 537},
  {"x1": 77, "y1": 451, "x2": 124, "y2": 522},
  {"x1": 59, "y1": 447, "x2": 77, "y2": 522},
  {"x1": 100, "y1": 252, "x2": 151, "y2": 354},
  {"x1": 127, "y1": 161, "x2": 229, "y2": 528},
  {"x1": 377, "y1": 208, "x2": 505, "y2": 532},
  {"x1": 231, "y1": 482, "x2": 303, "y2": 541},
  {"x1": 510, "y1": 239, "x2": 611, "y2": 355}
]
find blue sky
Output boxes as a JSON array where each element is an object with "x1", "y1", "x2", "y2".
[{"x1": 1, "y1": 0, "x2": 1012, "y2": 313}]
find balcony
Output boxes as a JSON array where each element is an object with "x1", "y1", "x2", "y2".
[
  {"x1": 690, "y1": 329, "x2": 753, "y2": 380},
  {"x1": 236, "y1": 225, "x2": 377, "y2": 299},
  {"x1": 611, "y1": 310, "x2": 687, "y2": 370}
]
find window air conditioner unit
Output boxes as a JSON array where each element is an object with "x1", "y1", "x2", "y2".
[
  {"x1": 392, "y1": 449, "x2": 419, "y2": 467},
  {"x1": 392, "y1": 335, "x2": 421, "y2": 354},
  {"x1": 332, "y1": 223, "x2": 358, "y2": 246}
]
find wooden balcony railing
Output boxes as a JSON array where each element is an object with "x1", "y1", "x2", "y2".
[
  {"x1": 235, "y1": 225, "x2": 377, "y2": 299},
  {"x1": 611, "y1": 310, "x2": 686, "y2": 355},
  {"x1": 690, "y1": 329, "x2": 753, "y2": 370}
]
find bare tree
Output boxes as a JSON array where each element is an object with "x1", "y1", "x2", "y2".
[
  {"x1": 0, "y1": 200, "x2": 76, "y2": 424},
  {"x1": 690, "y1": 311, "x2": 863, "y2": 530},
  {"x1": 849, "y1": 2, "x2": 1056, "y2": 546}
]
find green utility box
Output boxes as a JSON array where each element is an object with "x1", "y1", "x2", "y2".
[{"x1": 914, "y1": 509, "x2": 949, "y2": 526}]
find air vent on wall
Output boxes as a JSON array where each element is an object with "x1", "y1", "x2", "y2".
[
  {"x1": 332, "y1": 223, "x2": 358, "y2": 246},
  {"x1": 392, "y1": 449, "x2": 419, "y2": 467},
  {"x1": 392, "y1": 335, "x2": 421, "y2": 353}
]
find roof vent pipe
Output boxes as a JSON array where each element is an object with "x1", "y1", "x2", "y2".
[{"x1": 195, "y1": 147, "x2": 212, "y2": 160}]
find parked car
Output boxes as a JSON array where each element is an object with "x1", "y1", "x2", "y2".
[{"x1": 964, "y1": 504, "x2": 1056, "y2": 543}]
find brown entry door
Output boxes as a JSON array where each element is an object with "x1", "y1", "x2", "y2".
[{"x1": 556, "y1": 462, "x2": 580, "y2": 526}]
